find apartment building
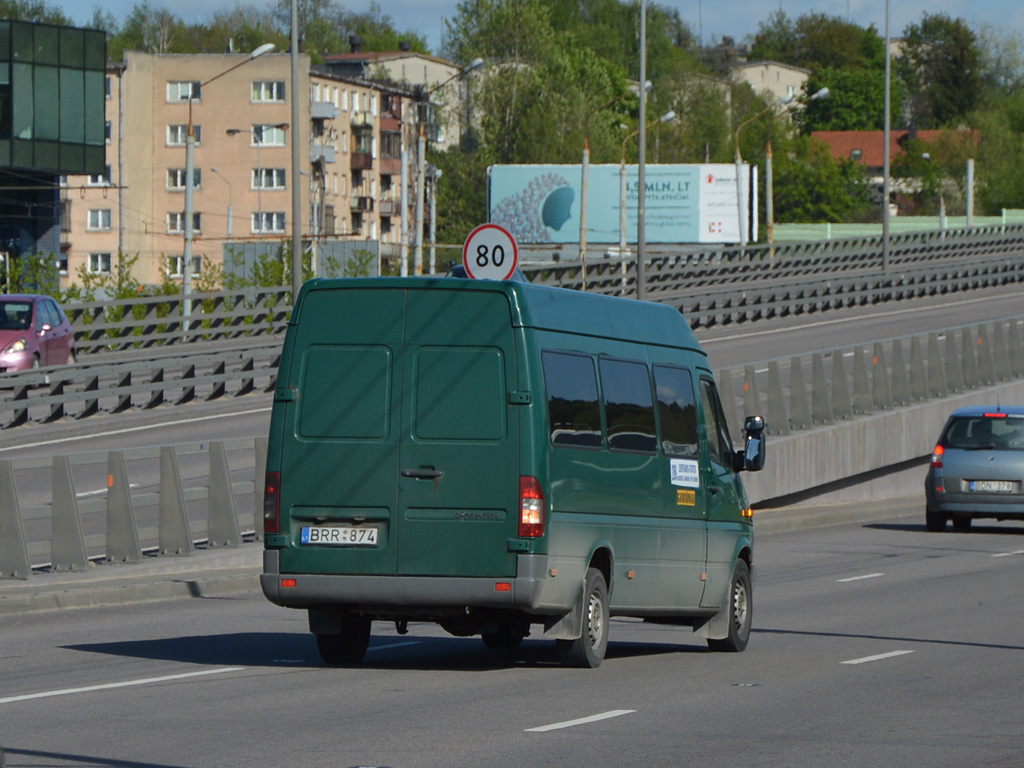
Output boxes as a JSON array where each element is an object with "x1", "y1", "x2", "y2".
[{"x1": 61, "y1": 51, "x2": 418, "y2": 288}]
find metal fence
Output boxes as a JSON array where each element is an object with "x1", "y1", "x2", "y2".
[{"x1": 0, "y1": 438, "x2": 267, "y2": 580}]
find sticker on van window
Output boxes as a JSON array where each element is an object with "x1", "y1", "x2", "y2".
[
  {"x1": 670, "y1": 459, "x2": 700, "y2": 488},
  {"x1": 677, "y1": 489, "x2": 696, "y2": 506}
]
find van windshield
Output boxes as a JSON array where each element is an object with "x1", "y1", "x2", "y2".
[{"x1": 943, "y1": 416, "x2": 1024, "y2": 450}]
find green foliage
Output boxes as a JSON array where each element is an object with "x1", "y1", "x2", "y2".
[
  {"x1": 0, "y1": 253, "x2": 61, "y2": 295},
  {"x1": 0, "y1": 0, "x2": 70, "y2": 24},
  {"x1": 750, "y1": 11, "x2": 884, "y2": 72},
  {"x1": 798, "y1": 67, "x2": 906, "y2": 132},
  {"x1": 771, "y1": 136, "x2": 873, "y2": 224},
  {"x1": 899, "y1": 13, "x2": 982, "y2": 128}
]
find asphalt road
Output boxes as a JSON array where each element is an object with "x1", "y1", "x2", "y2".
[{"x1": 3, "y1": 509, "x2": 1023, "y2": 768}]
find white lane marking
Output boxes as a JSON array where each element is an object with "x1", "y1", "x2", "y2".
[
  {"x1": 841, "y1": 650, "x2": 914, "y2": 666},
  {"x1": 837, "y1": 573, "x2": 885, "y2": 583},
  {"x1": 0, "y1": 667, "x2": 244, "y2": 704},
  {"x1": 366, "y1": 641, "x2": 423, "y2": 653},
  {"x1": 992, "y1": 550, "x2": 1024, "y2": 558},
  {"x1": 525, "y1": 710, "x2": 636, "y2": 733},
  {"x1": 0, "y1": 407, "x2": 271, "y2": 454}
]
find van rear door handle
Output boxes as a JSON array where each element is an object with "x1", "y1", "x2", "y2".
[{"x1": 401, "y1": 468, "x2": 444, "y2": 479}]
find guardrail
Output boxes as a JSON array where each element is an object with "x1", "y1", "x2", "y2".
[
  {"x1": 518, "y1": 223, "x2": 1024, "y2": 327},
  {"x1": 64, "y1": 285, "x2": 292, "y2": 356},
  {"x1": 0, "y1": 342, "x2": 280, "y2": 428},
  {"x1": 54, "y1": 224, "x2": 1024, "y2": 355},
  {"x1": 0, "y1": 438, "x2": 267, "y2": 579}
]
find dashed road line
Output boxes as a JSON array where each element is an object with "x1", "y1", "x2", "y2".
[
  {"x1": 526, "y1": 710, "x2": 635, "y2": 733},
  {"x1": 0, "y1": 667, "x2": 244, "y2": 705},
  {"x1": 841, "y1": 650, "x2": 914, "y2": 666},
  {"x1": 837, "y1": 573, "x2": 885, "y2": 583}
]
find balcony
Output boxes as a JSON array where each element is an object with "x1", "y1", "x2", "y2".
[
  {"x1": 350, "y1": 196, "x2": 374, "y2": 212},
  {"x1": 351, "y1": 112, "x2": 374, "y2": 127},
  {"x1": 379, "y1": 199, "x2": 401, "y2": 216},
  {"x1": 311, "y1": 144, "x2": 336, "y2": 164},
  {"x1": 351, "y1": 152, "x2": 373, "y2": 171},
  {"x1": 312, "y1": 100, "x2": 339, "y2": 120}
]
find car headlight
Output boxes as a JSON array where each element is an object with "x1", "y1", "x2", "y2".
[{"x1": 4, "y1": 338, "x2": 27, "y2": 354}]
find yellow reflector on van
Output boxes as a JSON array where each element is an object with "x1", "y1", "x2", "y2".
[{"x1": 742, "y1": 507, "x2": 754, "y2": 518}]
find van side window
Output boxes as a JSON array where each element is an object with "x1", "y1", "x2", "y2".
[
  {"x1": 599, "y1": 358, "x2": 656, "y2": 453},
  {"x1": 543, "y1": 351, "x2": 602, "y2": 448},
  {"x1": 700, "y1": 378, "x2": 734, "y2": 468},
  {"x1": 653, "y1": 365, "x2": 699, "y2": 457}
]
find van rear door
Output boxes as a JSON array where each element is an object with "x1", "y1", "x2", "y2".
[
  {"x1": 396, "y1": 288, "x2": 519, "y2": 577},
  {"x1": 278, "y1": 285, "x2": 519, "y2": 580}
]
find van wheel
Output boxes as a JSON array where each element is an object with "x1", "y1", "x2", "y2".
[
  {"x1": 315, "y1": 614, "x2": 371, "y2": 665},
  {"x1": 557, "y1": 568, "x2": 609, "y2": 668},
  {"x1": 707, "y1": 560, "x2": 752, "y2": 653},
  {"x1": 481, "y1": 623, "x2": 527, "y2": 649}
]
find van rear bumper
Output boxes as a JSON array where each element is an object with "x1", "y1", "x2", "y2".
[{"x1": 260, "y1": 550, "x2": 553, "y2": 613}]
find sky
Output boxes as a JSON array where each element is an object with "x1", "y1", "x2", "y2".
[{"x1": 67, "y1": 0, "x2": 1024, "y2": 57}]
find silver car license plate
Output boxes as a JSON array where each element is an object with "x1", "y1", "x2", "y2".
[{"x1": 969, "y1": 480, "x2": 1014, "y2": 493}]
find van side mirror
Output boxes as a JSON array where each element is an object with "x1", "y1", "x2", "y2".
[{"x1": 740, "y1": 415, "x2": 766, "y2": 472}]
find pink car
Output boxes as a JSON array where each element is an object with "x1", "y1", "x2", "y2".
[{"x1": 0, "y1": 294, "x2": 77, "y2": 372}]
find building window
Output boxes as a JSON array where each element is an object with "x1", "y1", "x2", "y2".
[
  {"x1": 167, "y1": 168, "x2": 201, "y2": 190},
  {"x1": 89, "y1": 253, "x2": 112, "y2": 274},
  {"x1": 87, "y1": 166, "x2": 111, "y2": 186},
  {"x1": 167, "y1": 124, "x2": 201, "y2": 146},
  {"x1": 167, "y1": 81, "x2": 200, "y2": 102},
  {"x1": 253, "y1": 124, "x2": 287, "y2": 146},
  {"x1": 105, "y1": 76, "x2": 111, "y2": 99},
  {"x1": 57, "y1": 255, "x2": 68, "y2": 275},
  {"x1": 166, "y1": 255, "x2": 202, "y2": 277},
  {"x1": 252, "y1": 168, "x2": 286, "y2": 189},
  {"x1": 167, "y1": 212, "x2": 202, "y2": 234},
  {"x1": 252, "y1": 80, "x2": 285, "y2": 102},
  {"x1": 252, "y1": 211, "x2": 286, "y2": 233},
  {"x1": 105, "y1": 121, "x2": 111, "y2": 142},
  {"x1": 87, "y1": 209, "x2": 111, "y2": 231}
]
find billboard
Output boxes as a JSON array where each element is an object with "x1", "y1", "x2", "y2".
[{"x1": 487, "y1": 163, "x2": 757, "y2": 245}]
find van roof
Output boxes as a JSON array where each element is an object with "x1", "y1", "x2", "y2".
[{"x1": 298, "y1": 277, "x2": 704, "y2": 354}]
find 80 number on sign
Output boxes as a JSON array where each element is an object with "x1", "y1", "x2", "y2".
[{"x1": 462, "y1": 223, "x2": 519, "y2": 281}]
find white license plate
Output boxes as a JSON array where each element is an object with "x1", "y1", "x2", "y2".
[
  {"x1": 300, "y1": 526, "x2": 379, "y2": 546},
  {"x1": 969, "y1": 480, "x2": 1015, "y2": 493}
]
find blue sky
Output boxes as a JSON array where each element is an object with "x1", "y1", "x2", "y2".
[{"x1": 69, "y1": 0, "x2": 1024, "y2": 57}]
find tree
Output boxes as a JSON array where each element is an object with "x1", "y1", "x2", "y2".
[
  {"x1": 797, "y1": 67, "x2": 907, "y2": 132},
  {"x1": 340, "y1": 1, "x2": 428, "y2": 53},
  {"x1": 899, "y1": 13, "x2": 983, "y2": 128},
  {"x1": 772, "y1": 136, "x2": 872, "y2": 223},
  {"x1": 750, "y1": 11, "x2": 884, "y2": 72},
  {"x1": 0, "y1": 0, "x2": 69, "y2": 24}
]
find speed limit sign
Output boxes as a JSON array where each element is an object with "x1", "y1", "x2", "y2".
[{"x1": 462, "y1": 223, "x2": 519, "y2": 280}]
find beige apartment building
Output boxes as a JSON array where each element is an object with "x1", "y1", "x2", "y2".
[{"x1": 61, "y1": 50, "x2": 421, "y2": 287}]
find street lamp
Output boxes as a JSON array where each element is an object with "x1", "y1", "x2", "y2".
[
  {"x1": 210, "y1": 166, "x2": 233, "y2": 239},
  {"x1": 228, "y1": 123, "x2": 289, "y2": 238},
  {"x1": 620, "y1": 110, "x2": 676, "y2": 276},
  {"x1": 183, "y1": 43, "x2": 275, "y2": 326},
  {"x1": 579, "y1": 80, "x2": 651, "y2": 288},
  {"x1": 735, "y1": 87, "x2": 828, "y2": 255},
  {"x1": 413, "y1": 57, "x2": 484, "y2": 275}
]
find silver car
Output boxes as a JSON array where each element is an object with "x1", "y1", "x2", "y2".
[{"x1": 925, "y1": 406, "x2": 1024, "y2": 531}]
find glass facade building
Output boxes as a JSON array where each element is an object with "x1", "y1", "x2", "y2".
[{"x1": 0, "y1": 21, "x2": 106, "y2": 174}]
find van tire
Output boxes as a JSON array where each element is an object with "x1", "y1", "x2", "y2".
[
  {"x1": 315, "y1": 614, "x2": 371, "y2": 665},
  {"x1": 925, "y1": 507, "x2": 946, "y2": 532},
  {"x1": 707, "y1": 560, "x2": 752, "y2": 653},
  {"x1": 481, "y1": 623, "x2": 527, "y2": 649},
  {"x1": 557, "y1": 568, "x2": 609, "y2": 668}
]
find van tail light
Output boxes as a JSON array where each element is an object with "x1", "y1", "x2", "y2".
[
  {"x1": 264, "y1": 471, "x2": 281, "y2": 534},
  {"x1": 931, "y1": 445, "x2": 944, "y2": 469},
  {"x1": 519, "y1": 476, "x2": 545, "y2": 538}
]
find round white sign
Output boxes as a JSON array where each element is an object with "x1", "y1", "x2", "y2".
[{"x1": 462, "y1": 223, "x2": 519, "y2": 280}]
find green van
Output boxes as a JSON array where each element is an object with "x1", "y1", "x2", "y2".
[{"x1": 260, "y1": 277, "x2": 766, "y2": 668}]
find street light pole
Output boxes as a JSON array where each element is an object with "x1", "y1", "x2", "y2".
[
  {"x1": 636, "y1": 0, "x2": 648, "y2": 300},
  {"x1": 210, "y1": 166, "x2": 233, "y2": 239},
  {"x1": 182, "y1": 43, "x2": 274, "y2": 329},
  {"x1": 414, "y1": 57, "x2": 484, "y2": 275},
  {"x1": 580, "y1": 81, "x2": 651, "y2": 291},
  {"x1": 620, "y1": 110, "x2": 676, "y2": 273}
]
